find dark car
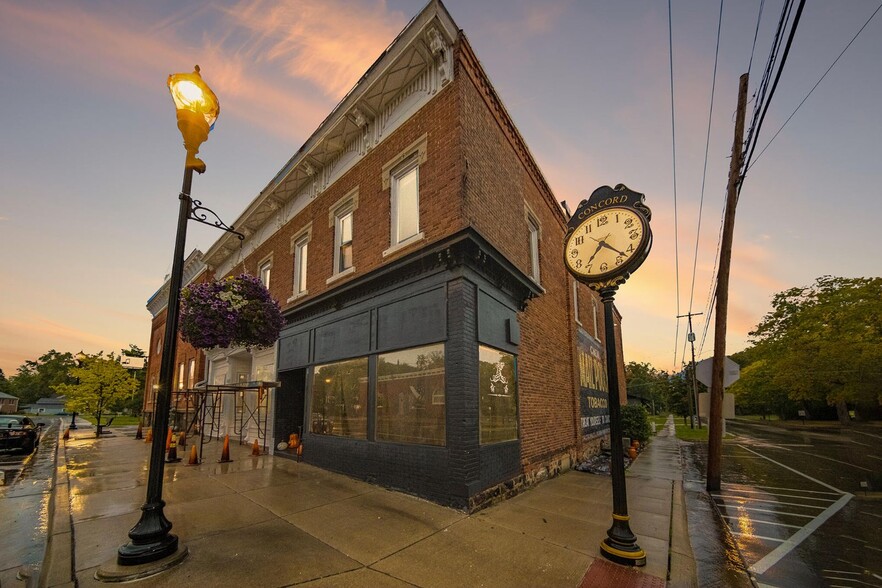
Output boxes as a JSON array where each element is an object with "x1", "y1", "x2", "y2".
[{"x1": 0, "y1": 415, "x2": 40, "y2": 453}]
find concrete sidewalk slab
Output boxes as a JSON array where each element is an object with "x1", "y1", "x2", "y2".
[{"x1": 26, "y1": 419, "x2": 700, "y2": 587}]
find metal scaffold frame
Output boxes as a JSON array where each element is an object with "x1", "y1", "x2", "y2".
[{"x1": 168, "y1": 381, "x2": 279, "y2": 459}]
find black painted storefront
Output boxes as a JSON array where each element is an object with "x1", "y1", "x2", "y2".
[{"x1": 273, "y1": 230, "x2": 540, "y2": 509}]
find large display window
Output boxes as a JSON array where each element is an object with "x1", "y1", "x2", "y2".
[
  {"x1": 311, "y1": 357, "x2": 368, "y2": 439},
  {"x1": 478, "y1": 345, "x2": 518, "y2": 443},
  {"x1": 377, "y1": 343, "x2": 445, "y2": 446}
]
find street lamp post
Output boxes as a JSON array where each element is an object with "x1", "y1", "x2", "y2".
[
  {"x1": 116, "y1": 66, "x2": 220, "y2": 567},
  {"x1": 70, "y1": 351, "x2": 87, "y2": 430}
]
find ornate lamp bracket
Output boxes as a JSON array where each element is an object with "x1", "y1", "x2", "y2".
[{"x1": 184, "y1": 194, "x2": 245, "y2": 240}]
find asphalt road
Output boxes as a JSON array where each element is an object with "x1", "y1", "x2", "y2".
[{"x1": 684, "y1": 419, "x2": 882, "y2": 588}]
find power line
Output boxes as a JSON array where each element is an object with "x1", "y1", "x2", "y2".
[
  {"x1": 747, "y1": 0, "x2": 767, "y2": 77},
  {"x1": 747, "y1": 1, "x2": 882, "y2": 171},
  {"x1": 668, "y1": 0, "x2": 682, "y2": 371},
  {"x1": 683, "y1": 0, "x2": 724, "y2": 369},
  {"x1": 741, "y1": 0, "x2": 807, "y2": 184}
]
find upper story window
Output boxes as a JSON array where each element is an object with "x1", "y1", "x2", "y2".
[
  {"x1": 289, "y1": 223, "x2": 312, "y2": 300},
  {"x1": 177, "y1": 362, "x2": 185, "y2": 390},
  {"x1": 391, "y1": 158, "x2": 420, "y2": 246},
  {"x1": 592, "y1": 298, "x2": 600, "y2": 340},
  {"x1": 259, "y1": 258, "x2": 272, "y2": 288},
  {"x1": 336, "y1": 209, "x2": 353, "y2": 273},
  {"x1": 188, "y1": 358, "x2": 196, "y2": 388},
  {"x1": 328, "y1": 189, "x2": 358, "y2": 281},
  {"x1": 527, "y1": 212, "x2": 541, "y2": 284},
  {"x1": 573, "y1": 280, "x2": 581, "y2": 325}
]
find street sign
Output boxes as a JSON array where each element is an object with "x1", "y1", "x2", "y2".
[{"x1": 695, "y1": 357, "x2": 740, "y2": 388}]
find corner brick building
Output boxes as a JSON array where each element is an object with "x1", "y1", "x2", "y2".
[{"x1": 145, "y1": 0, "x2": 625, "y2": 510}]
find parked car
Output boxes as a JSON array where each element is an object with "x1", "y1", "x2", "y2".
[{"x1": 0, "y1": 415, "x2": 40, "y2": 453}]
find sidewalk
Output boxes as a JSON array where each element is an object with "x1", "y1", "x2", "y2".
[{"x1": 28, "y1": 420, "x2": 696, "y2": 587}]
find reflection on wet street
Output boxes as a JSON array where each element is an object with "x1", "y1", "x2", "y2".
[
  {"x1": 0, "y1": 420, "x2": 59, "y2": 586},
  {"x1": 683, "y1": 420, "x2": 882, "y2": 588}
]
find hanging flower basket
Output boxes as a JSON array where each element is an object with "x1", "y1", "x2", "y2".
[{"x1": 180, "y1": 274, "x2": 284, "y2": 350}]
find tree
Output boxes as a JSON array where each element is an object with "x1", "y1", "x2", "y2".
[
  {"x1": 748, "y1": 276, "x2": 882, "y2": 423},
  {"x1": 119, "y1": 344, "x2": 147, "y2": 415},
  {"x1": 625, "y1": 362, "x2": 668, "y2": 415},
  {"x1": 53, "y1": 352, "x2": 140, "y2": 436},
  {"x1": 8, "y1": 350, "x2": 75, "y2": 405},
  {"x1": 0, "y1": 368, "x2": 12, "y2": 397}
]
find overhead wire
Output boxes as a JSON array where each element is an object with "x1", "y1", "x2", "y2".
[
  {"x1": 741, "y1": 0, "x2": 807, "y2": 185},
  {"x1": 668, "y1": 0, "x2": 682, "y2": 371},
  {"x1": 683, "y1": 0, "x2": 725, "y2": 367},
  {"x1": 747, "y1": 1, "x2": 882, "y2": 172}
]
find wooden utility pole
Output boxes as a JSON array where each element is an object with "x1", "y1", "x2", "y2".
[
  {"x1": 677, "y1": 311, "x2": 703, "y2": 429},
  {"x1": 707, "y1": 73, "x2": 748, "y2": 492}
]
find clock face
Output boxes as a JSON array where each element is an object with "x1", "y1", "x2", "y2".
[{"x1": 564, "y1": 207, "x2": 648, "y2": 279}]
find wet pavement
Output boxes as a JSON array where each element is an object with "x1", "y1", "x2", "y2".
[
  {"x1": 683, "y1": 419, "x2": 882, "y2": 588},
  {"x1": 0, "y1": 419, "x2": 60, "y2": 587},
  {"x1": 0, "y1": 419, "x2": 700, "y2": 587}
]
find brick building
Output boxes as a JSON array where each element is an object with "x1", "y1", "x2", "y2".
[
  {"x1": 145, "y1": 0, "x2": 625, "y2": 510},
  {"x1": 143, "y1": 249, "x2": 208, "y2": 426}
]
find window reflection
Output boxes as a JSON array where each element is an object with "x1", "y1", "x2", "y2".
[
  {"x1": 479, "y1": 346, "x2": 518, "y2": 443},
  {"x1": 377, "y1": 344, "x2": 445, "y2": 445},
  {"x1": 311, "y1": 357, "x2": 368, "y2": 439}
]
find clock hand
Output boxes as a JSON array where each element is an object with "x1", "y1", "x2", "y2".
[
  {"x1": 590, "y1": 233, "x2": 611, "y2": 244},
  {"x1": 600, "y1": 242, "x2": 627, "y2": 256},
  {"x1": 585, "y1": 242, "x2": 604, "y2": 265}
]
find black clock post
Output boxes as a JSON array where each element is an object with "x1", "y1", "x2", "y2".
[
  {"x1": 597, "y1": 284, "x2": 645, "y2": 566},
  {"x1": 562, "y1": 184, "x2": 652, "y2": 567}
]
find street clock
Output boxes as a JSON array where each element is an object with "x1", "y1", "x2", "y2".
[{"x1": 564, "y1": 184, "x2": 652, "y2": 289}]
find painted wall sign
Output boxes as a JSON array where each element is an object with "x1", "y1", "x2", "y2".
[{"x1": 578, "y1": 328, "x2": 610, "y2": 435}]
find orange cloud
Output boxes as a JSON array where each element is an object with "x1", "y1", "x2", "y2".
[
  {"x1": 220, "y1": 0, "x2": 408, "y2": 99},
  {"x1": 0, "y1": 2, "x2": 336, "y2": 141}
]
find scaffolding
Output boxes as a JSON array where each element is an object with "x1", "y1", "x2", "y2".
[{"x1": 169, "y1": 381, "x2": 280, "y2": 459}]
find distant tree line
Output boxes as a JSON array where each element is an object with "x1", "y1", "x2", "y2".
[{"x1": 1, "y1": 345, "x2": 147, "y2": 417}]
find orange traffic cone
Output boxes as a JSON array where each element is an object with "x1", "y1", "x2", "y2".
[
  {"x1": 251, "y1": 439, "x2": 261, "y2": 456},
  {"x1": 165, "y1": 427, "x2": 173, "y2": 451},
  {"x1": 63, "y1": 427, "x2": 70, "y2": 441},
  {"x1": 296, "y1": 443, "x2": 303, "y2": 463},
  {"x1": 178, "y1": 430, "x2": 187, "y2": 447},
  {"x1": 145, "y1": 429, "x2": 153, "y2": 443},
  {"x1": 166, "y1": 440, "x2": 181, "y2": 463},
  {"x1": 218, "y1": 434, "x2": 232, "y2": 463},
  {"x1": 187, "y1": 444, "x2": 199, "y2": 466},
  {"x1": 135, "y1": 422, "x2": 143, "y2": 440}
]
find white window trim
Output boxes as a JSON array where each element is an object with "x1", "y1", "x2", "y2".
[
  {"x1": 288, "y1": 223, "x2": 312, "y2": 302},
  {"x1": 382, "y1": 231, "x2": 425, "y2": 258},
  {"x1": 381, "y1": 134, "x2": 428, "y2": 189},
  {"x1": 592, "y1": 298, "x2": 600, "y2": 341},
  {"x1": 390, "y1": 157, "x2": 421, "y2": 247},
  {"x1": 329, "y1": 188, "x2": 358, "y2": 277},
  {"x1": 258, "y1": 253, "x2": 273, "y2": 289},
  {"x1": 326, "y1": 266, "x2": 356, "y2": 285},
  {"x1": 573, "y1": 280, "x2": 581, "y2": 325},
  {"x1": 524, "y1": 205, "x2": 541, "y2": 284}
]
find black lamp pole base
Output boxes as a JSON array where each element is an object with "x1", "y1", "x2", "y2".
[
  {"x1": 600, "y1": 536, "x2": 646, "y2": 567},
  {"x1": 117, "y1": 533, "x2": 179, "y2": 566}
]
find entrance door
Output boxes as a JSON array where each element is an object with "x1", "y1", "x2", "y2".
[{"x1": 275, "y1": 369, "x2": 306, "y2": 448}]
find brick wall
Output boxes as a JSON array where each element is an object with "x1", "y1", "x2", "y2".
[{"x1": 226, "y1": 81, "x2": 465, "y2": 310}]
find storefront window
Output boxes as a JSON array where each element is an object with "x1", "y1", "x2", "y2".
[
  {"x1": 311, "y1": 357, "x2": 368, "y2": 439},
  {"x1": 377, "y1": 344, "x2": 445, "y2": 446},
  {"x1": 479, "y1": 346, "x2": 518, "y2": 443}
]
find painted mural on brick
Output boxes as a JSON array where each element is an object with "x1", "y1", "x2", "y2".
[{"x1": 578, "y1": 328, "x2": 610, "y2": 435}]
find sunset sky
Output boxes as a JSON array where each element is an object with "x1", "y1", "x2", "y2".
[{"x1": 1, "y1": 0, "x2": 880, "y2": 377}]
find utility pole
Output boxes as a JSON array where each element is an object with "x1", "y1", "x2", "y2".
[
  {"x1": 677, "y1": 312, "x2": 703, "y2": 429},
  {"x1": 708, "y1": 73, "x2": 748, "y2": 492}
]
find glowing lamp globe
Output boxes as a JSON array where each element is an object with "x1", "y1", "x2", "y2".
[{"x1": 167, "y1": 65, "x2": 220, "y2": 173}]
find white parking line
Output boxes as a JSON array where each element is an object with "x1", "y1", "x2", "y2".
[
  {"x1": 737, "y1": 445, "x2": 853, "y2": 576},
  {"x1": 732, "y1": 532, "x2": 785, "y2": 542},
  {"x1": 714, "y1": 495, "x2": 828, "y2": 509},
  {"x1": 719, "y1": 505, "x2": 815, "y2": 518},
  {"x1": 726, "y1": 483, "x2": 840, "y2": 496},
  {"x1": 720, "y1": 514, "x2": 801, "y2": 529},
  {"x1": 718, "y1": 489, "x2": 838, "y2": 502},
  {"x1": 852, "y1": 431, "x2": 882, "y2": 440}
]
